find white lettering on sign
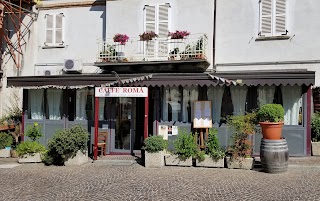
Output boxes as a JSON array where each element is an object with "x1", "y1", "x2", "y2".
[{"x1": 95, "y1": 87, "x2": 148, "y2": 97}]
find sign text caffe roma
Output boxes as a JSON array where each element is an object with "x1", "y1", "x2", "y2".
[{"x1": 95, "y1": 87, "x2": 148, "y2": 97}]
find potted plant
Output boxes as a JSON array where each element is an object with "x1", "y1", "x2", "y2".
[
  {"x1": 113, "y1": 33, "x2": 129, "y2": 45},
  {"x1": 139, "y1": 31, "x2": 158, "y2": 41},
  {"x1": 0, "y1": 132, "x2": 13, "y2": 158},
  {"x1": 226, "y1": 113, "x2": 256, "y2": 170},
  {"x1": 43, "y1": 124, "x2": 89, "y2": 166},
  {"x1": 17, "y1": 122, "x2": 45, "y2": 163},
  {"x1": 169, "y1": 48, "x2": 179, "y2": 60},
  {"x1": 165, "y1": 129, "x2": 199, "y2": 167},
  {"x1": 196, "y1": 128, "x2": 225, "y2": 168},
  {"x1": 143, "y1": 135, "x2": 168, "y2": 168},
  {"x1": 256, "y1": 104, "x2": 284, "y2": 140},
  {"x1": 168, "y1": 30, "x2": 190, "y2": 39},
  {"x1": 311, "y1": 112, "x2": 320, "y2": 155}
]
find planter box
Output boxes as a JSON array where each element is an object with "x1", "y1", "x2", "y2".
[
  {"x1": 226, "y1": 157, "x2": 254, "y2": 170},
  {"x1": 64, "y1": 150, "x2": 88, "y2": 166},
  {"x1": 145, "y1": 151, "x2": 164, "y2": 168},
  {"x1": 312, "y1": 142, "x2": 320, "y2": 156},
  {"x1": 18, "y1": 153, "x2": 42, "y2": 163},
  {"x1": 165, "y1": 154, "x2": 192, "y2": 167},
  {"x1": 0, "y1": 148, "x2": 11, "y2": 158},
  {"x1": 196, "y1": 155, "x2": 224, "y2": 168}
]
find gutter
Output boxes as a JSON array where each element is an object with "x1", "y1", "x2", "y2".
[
  {"x1": 36, "y1": 0, "x2": 107, "y2": 10},
  {"x1": 213, "y1": 0, "x2": 217, "y2": 70},
  {"x1": 216, "y1": 60, "x2": 320, "y2": 67}
]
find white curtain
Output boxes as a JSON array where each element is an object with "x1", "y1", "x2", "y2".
[
  {"x1": 230, "y1": 85, "x2": 248, "y2": 116},
  {"x1": 76, "y1": 88, "x2": 88, "y2": 120},
  {"x1": 207, "y1": 86, "x2": 225, "y2": 123},
  {"x1": 182, "y1": 86, "x2": 198, "y2": 122},
  {"x1": 282, "y1": 85, "x2": 302, "y2": 125},
  {"x1": 170, "y1": 86, "x2": 180, "y2": 121},
  {"x1": 99, "y1": 98, "x2": 106, "y2": 120},
  {"x1": 47, "y1": 89, "x2": 63, "y2": 120},
  {"x1": 258, "y1": 85, "x2": 276, "y2": 107},
  {"x1": 162, "y1": 87, "x2": 170, "y2": 121},
  {"x1": 29, "y1": 89, "x2": 44, "y2": 120}
]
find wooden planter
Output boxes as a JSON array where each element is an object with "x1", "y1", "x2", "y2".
[
  {"x1": 311, "y1": 142, "x2": 320, "y2": 156},
  {"x1": 165, "y1": 154, "x2": 192, "y2": 167},
  {"x1": 18, "y1": 153, "x2": 42, "y2": 163},
  {"x1": 196, "y1": 155, "x2": 224, "y2": 168},
  {"x1": 226, "y1": 157, "x2": 254, "y2": 170},
  {"x1": 259, "y1": 122, "x2": 284, "y2": 140},
  {"x1": 145, "y1": 151, "x2": 164, "y2": 168}
]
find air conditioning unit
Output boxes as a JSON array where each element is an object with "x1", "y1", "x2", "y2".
[
  {"x1": 63, "y1": 59, "x2": 83, "y2": 73},
  {"x1": 35, "y1": 67, "x2": 61, "y2": 76}
]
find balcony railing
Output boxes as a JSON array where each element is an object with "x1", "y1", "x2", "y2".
[{"x1": 97, "y1": 34, "x2": 208, "y2": 63}]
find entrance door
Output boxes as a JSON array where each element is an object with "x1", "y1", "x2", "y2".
[{"x1": 114, "y1": 97, "x2": 132, "y2": 152}]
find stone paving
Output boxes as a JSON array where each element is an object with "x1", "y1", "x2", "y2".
[{"x1": 1, "y1": 158, "x2": 320, "y2": 201}]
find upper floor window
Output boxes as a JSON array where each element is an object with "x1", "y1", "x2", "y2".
[
  {"x1": 45, "y1": 13, "x2": 64, "y2": 46},
  {"x1": 144, "y1": 4, "x2": 170, "y2": 37},
  {"x1": 259, "y1": 0, "x2": 287, "y2": 37}
]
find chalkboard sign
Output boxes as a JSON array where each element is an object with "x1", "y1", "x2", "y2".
[{"x1": 193, "y1": 101, "x2": 212, "y2": 128}]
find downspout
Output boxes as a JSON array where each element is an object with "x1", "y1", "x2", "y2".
[{"x1": 212, "y1": 0, "x2": 217, "y2": 71}]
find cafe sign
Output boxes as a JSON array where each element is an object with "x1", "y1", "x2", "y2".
[{"x1": 95, "y1": 87, "x2": 148, "y2": 97}]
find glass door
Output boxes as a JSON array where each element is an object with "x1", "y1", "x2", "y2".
[{"x1": 114, "y1": 97, "x2": 132, "y2": 151}]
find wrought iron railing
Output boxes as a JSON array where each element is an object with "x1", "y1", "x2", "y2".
[{"x1": 97, "y1": 34, "x2": 208, "y2": 63}]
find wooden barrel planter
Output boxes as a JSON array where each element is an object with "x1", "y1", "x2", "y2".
[{"x1": 260, "y1": 138, "x2": 288, "y2": 173}]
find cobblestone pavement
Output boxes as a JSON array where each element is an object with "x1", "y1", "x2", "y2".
[{"x1": 1, "y1": 159, "x2": 320, "y2": 201}]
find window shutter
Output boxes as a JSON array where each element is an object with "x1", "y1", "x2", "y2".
[
  {"x1": 158, "y1": 4, "x2": 169, "y2": 37},
  {"x1": 45, "y1": 14, "x2": 54, "y2": 45},
  {"x1": 55, "y1": 14, "x2": 64, "y2": 45},
  {"x1": 275, "y1": 0, "x2": 287, "y2": 35},
  {"x1": 144, "y1": 6, "x2": 156, "y2": 56},
  {"x1": 260, "y1": 0, "x2": 273, "y2": 36}
]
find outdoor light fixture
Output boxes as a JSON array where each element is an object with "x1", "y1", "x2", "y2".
[{"x1": 111, "y1": 71, "x2": 122, "y2": 85}]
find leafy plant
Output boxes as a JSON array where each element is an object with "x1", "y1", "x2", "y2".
[
  {"x1": 113, "y1": 33, "x2": 129, "y2": 45},
  {"x1": 44, "y1": 124, "x2": 89, "y2": 165},
  {"x1": 205, "y1": 128, "x2": 225, "y2": 159},
  {"x1": 256, "y1": 104, "x2": 284, "y2": 123},
  {"x1": 143, "y1": 135, "x2": 168, "y2": 153},
  {"x1": 227, "y1": 113, "x2": 257, "y2": 159},
  {"x1": 139, "y1": 31, "x2": 158, "y2": 41},
  {"x1": 0, "y1": 132, "x2": 13, "y2": 149},
  {"x1": 173, "y1": 129, "x2": 199, "y2": 160},
  {"x1": 16, "y1": 141, "x2": 46, "y2": 156},
  {"x1": 168, "y1": 30, "x2": 190, "y2": 39},
  {"x1": 311, "y1": 112, "x2": 320, "y2": 142},
  {"x1": 25, "y1": 122, "x2": 43, "y2": 142}
]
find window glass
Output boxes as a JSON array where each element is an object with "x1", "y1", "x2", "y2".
[
  {"x1": 28, "y1": 89, "x2": 44, "y2": 120},
  {"x1": 46, "y1": 89, "x2": 63, "y2": 120},
  {"x1": 162, "y1": 86, "x2": 181, "y2": 122}
]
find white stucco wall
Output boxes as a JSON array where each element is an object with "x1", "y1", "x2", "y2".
[
  {"x1": 215, "y1": 0, "x2": 320, "y2": 85},
  {"x1": 106, "y1": 0, "x2": 214, "y2": 69}
]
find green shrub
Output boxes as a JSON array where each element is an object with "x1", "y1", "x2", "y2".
[
  {"x1": 45, "y1": 124, "x2": 89, "y2": 165},
  {"x1": 173, "y1": 129, "x2": 199, "y2": 160},
  {"x1": 25, "y1": 122, "x2": 43, "y2": 142},
  {"x1": 311, "y1": 112, "x2": 320, "y2": 142},
  {"x1": 205, "y1": 128, "x2": 225, "y2": 159},
  {"x1": 0, "y1": 132, "x2": 13, "y2": 149},
  {"x1": 16, "y1": 141, "x2": 46, "y2": 156},
  {"x1": 256, "y1": 104, "x2": 284, "y2": 123},
  {"x1": 144, "y1": 135, "x2": 168, "y2": 153}
]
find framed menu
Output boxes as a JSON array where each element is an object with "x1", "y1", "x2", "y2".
[{"x1": 193, "y1": 101, "x2": 212, "y2": 128}]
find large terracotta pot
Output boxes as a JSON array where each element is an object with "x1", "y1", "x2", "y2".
[{"x1": 259, "y1": 122, "x2": 284, "y2": 140}]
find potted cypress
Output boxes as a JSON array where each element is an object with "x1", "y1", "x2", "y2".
[
  {"x1": 196, "y1": 128, "x2": 225, "y2": 168},
  {"x1": 0, "y1": 132, "x2": 13, "y2": 158},
  {"x1": 165, "y1": 129, "x2": 199, "y2": 167},
  {"x1": 311, "y1": 113, "x2": 320, "y2": 155},
  {"x1": 143, "y1": 135, "x2": 168, "y2": 168},
  {"x1": 256, "y1": 104, "x2": 285, "y2": 140},
  {"x1": 226, "y1": 113, "x2": 256, "y2": 170}
]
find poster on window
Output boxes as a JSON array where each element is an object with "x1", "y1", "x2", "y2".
[
  {"x1": 158, "y1": 125, "x2": 168, "y2": 140},
  {"x1": 193, "y1": 101, "x2": 212, "y2": 128}
]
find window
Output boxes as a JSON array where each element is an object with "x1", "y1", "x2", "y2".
[
  {"x1": 259, "y1": 0, "x2": 287, "y2": 36},
  {"x1": 45, "y1": 13, "x2": 64, "y2": 46},
  {"x1": 162, "y1": 86, "x2": 181, "y2": 122},
  {"x1": 144, "y1": 4, "x2": 170, "y2": 58}
]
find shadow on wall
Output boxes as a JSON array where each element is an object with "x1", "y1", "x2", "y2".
[{"x1": 89, "y1": 2, "x2": 106, "y2": 39}]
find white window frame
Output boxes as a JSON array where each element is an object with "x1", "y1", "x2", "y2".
[
  {"x1": 44, "y1": 13, "x2": 65, "y2": 46},
  {"x1": 259, "y1": 0, "x2": 288, "y2": 37}
]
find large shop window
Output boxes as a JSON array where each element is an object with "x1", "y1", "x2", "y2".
[
  {"x1": 207, "y1": 86, "x2": 225, "y2": 123},
  {"x1": 47, "y1": 89, "x2": 63, "y2": 120},
  {"x1": 75, "y1": 88, "x2": 94, "y2": 120},
  {"x1": 28, "y1": 89, "x2": 45, "y2": 120}
]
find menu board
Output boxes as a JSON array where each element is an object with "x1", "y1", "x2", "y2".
[{"x1": 193, "y1": 101, "x2": 212, "y2": 128}]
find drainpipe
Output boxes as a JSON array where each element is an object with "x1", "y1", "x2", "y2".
[{"x1": 212, "y1": 0, "x2": 217, "y2": 70}]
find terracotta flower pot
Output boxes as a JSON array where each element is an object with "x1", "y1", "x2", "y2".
[{"x1": 259, "y1": 122, "x2": 284, "y2": 140}]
